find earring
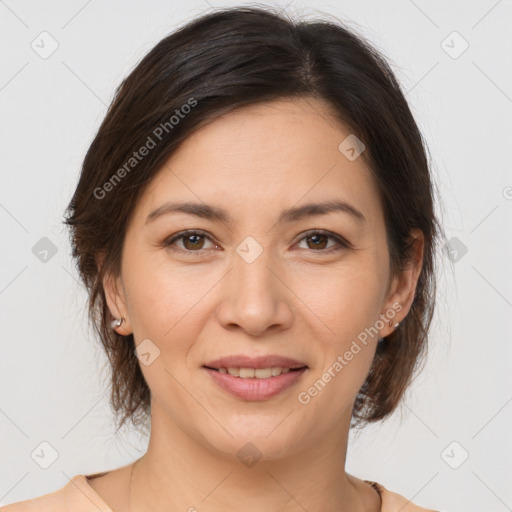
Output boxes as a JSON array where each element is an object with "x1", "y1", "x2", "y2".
[
  {"x1": 379, "y1": 318, "x2": 401, "y2": 342},
  {"x1": 110, "y1": 317, "x2": 124, "y2": 329}
]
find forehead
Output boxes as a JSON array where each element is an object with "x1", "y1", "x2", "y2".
[{"x1": 134, "y1": 97, "x2": 383, "y2": 228}]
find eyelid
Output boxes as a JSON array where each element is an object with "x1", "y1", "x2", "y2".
[{"x1": 163, "y1": 229, "x2": 351, "y2": 254}]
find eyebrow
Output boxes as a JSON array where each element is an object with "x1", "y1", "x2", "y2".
[{"x1": 144, "y1": 199, "x2": 366, "y2": 226}]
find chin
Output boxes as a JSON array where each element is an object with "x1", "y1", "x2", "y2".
[{"x1": 196, "y1": 420, "x2": 305, "y2": 464}]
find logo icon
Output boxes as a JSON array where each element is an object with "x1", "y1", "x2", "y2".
[
  {"x1": 134, "y1": 338, "x2": 161, "y2": 366},
  {"x1": 441, "y1": 31, "x2": 469, "y2": 59},
  {"x1": 32, "y1": 237, "x2": 58, "y2": 263},
  {"x1": 31, "y1": 31, "x2": 59, "y2": 59},
  {"x1": 237, "y1": 442, "x2": 262, "y2": 468},
  {"x1": 236, "y1": 236, "x2": 263, "y2": 264},
  {"x1": 338, "y1": 134, "x2": 365, "y2": 161},
  {"x1": 441, "y1": 441, "x2": 469, "y2": 469},
  {"x1": 445, "y1": 236, "x2": 468, "y2": 263},
  {"x1": 31, "y1": 441, "x2": 59, "y2": 469}
]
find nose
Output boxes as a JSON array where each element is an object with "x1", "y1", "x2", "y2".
[{"x1": 215, "y1": 243, "x2": 294, "y2": 337}]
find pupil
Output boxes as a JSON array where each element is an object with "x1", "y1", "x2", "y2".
[
  {"x1": 309, "y1": 234, "x2": 326, "y2": 249},
  {"x1": 185, "y1": 235, "x2": 202, "y2": 249}
]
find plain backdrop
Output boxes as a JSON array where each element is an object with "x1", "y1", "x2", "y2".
[{"x1": 1, "y1": 1, "x2": 511, "y2": 511}]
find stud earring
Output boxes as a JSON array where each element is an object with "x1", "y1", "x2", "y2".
[
  {"x1": 389, "y1": 320, "x2": 400, "y2": 328},
  {"x1": 110, "y1": 317, "x2": 124, "y2": 329}
]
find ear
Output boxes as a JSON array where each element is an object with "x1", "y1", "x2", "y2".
[
  {"x1": 96, "y1": 252, "x2": 132, "y2": 336},
  {"x1": 379, "y1": 229, "x2": 424, "y2": 338}
]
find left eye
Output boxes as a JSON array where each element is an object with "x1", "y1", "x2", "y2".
[
  {"x1": 295, "y1": 230, "x2": 349, "y2": 252},
  {"x1": 163, "y1": 230, "x2": 349, "y2": 254}
]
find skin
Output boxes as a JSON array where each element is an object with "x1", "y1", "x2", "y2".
[{"x1": 92, "y1": 97, "x2": 424, "y2": 512}]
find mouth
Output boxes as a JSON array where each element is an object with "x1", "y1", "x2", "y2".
[
  {"x1": 202, "y1": 365, "x2": 308, "y2": 379},
  {"x1": 201, "y1": 354, "x2": 309, "y2": 400},
  {"x1": 202, "y1": 364, "x2": 309, "y2": 401}
]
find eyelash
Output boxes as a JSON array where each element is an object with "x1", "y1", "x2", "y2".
[{"x1": 163, "y1": 229, "x2": 351, "y2": 255}]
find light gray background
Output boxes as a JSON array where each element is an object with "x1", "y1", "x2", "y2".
[{"x1": 1, "y1": 1, "x2": 511, "y2": 511}]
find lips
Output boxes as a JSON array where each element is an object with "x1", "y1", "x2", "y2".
[
  {"x1": 202, "y1": 354, "x2": 309, "y2": 400},
  {"x1": 203, "y1": 355, "x2": 308, "y2": 370},
  {"x1": 203, "y1": 366, "x2": 308, "y2": 400}
]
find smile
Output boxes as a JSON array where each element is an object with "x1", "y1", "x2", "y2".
[
  {"x1": 203, "y1": 366, "x2": 308, "y2": 400},
  {"x1": 206, "y1": 366, "x2": 306, "y2": 378}
]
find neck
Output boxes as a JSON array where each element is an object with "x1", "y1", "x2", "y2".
[{"x1": 127, "y1": 402, "x2": 380, "y2": 512}]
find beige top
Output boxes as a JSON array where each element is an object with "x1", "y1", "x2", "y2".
[{"x1": 1, "y1": 474, "x2": 441, "y2": 511}]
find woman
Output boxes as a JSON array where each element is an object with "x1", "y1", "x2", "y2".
[{"x1": 3, "y1": 6, "x2": 444, "y2": 511}]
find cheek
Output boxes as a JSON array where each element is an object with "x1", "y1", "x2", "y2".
[
  {"x1": 295, "y1": 269, "x2": 383, "y2": 423},
  {"x1": 122, "y1": 247, "x2": 206, "y2": 335},
  {"x1": 298, "y1": 257, "x2": 386, "y2": 342},
  {"x1": 120, "y1": 253, "x2": 214, "y2": 417},
  {"x1": 121, "y1": 250, "x2": 225, "y2": 377},
  {"x1": 294, "y1": 258, "x2": 385, "y2": 397}
]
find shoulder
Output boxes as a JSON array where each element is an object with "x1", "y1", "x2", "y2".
[
  {"x1": 376, "y1": 482, "x2": 441, "y2": 512},
  {"x1": 0, "y1": 474, "x2": 111, "y2": 512},
  {"x1": 1, "y1": 485, "x2": 65, "y2": 511}
]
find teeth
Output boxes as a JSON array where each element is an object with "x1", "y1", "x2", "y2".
[
  {"x1": 239, "y1": 368, "x2": 255, "y2": 378},
  {"x1": 255, "y1": 368, "x2": 272, "y2": 378},
  {"x1": 217, "y1": 367, "x2": 296, "y2": 378}
]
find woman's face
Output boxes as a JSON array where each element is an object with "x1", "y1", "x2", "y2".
[{"x1": 105, "y1": 97, "x2": 419, "y2": 460}]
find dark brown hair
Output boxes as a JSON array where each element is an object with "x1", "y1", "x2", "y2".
[{"x1": 64, "y1": 5, "x2": 440, "y2": 432}]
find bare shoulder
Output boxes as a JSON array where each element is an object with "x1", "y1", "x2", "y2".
[
  {"x1": 85, "y1": 464, "x2": 131, "y2": 511},
  {"x1": 378, "y1": 482, "x2": 441, "y2": 512},
  {"x1": 1, "y1": 487, "x2": 65, "y2": 511}
]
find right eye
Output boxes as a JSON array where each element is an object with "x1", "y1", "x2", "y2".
[{"x1": 163, "y1": 230, "x2": 220, "y2": 254}]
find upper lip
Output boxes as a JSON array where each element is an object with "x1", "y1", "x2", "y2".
[{"x1": 203, "y1": 355, "x2": 308, "y2": 370}]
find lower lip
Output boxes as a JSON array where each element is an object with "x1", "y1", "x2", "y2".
[{"x1": 203, "y1": 367, "x2": 308, "y2": 401}]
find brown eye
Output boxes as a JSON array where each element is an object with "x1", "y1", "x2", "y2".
[
  {"x1": 164, "y1": 229, "x2": 350, "y2": 256},
  {"x1": 164, "y1": 230, "x2": 217, "y2": 253},
  {"x1": 305, "y1": 233, "x2": 328, "y2": 250},
  {"x1": 182, "y1": 233, "x2": 205, "y2": 250},
  {"x1": 296, "y1": 230, "x2": 350, "y2": 253}
]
